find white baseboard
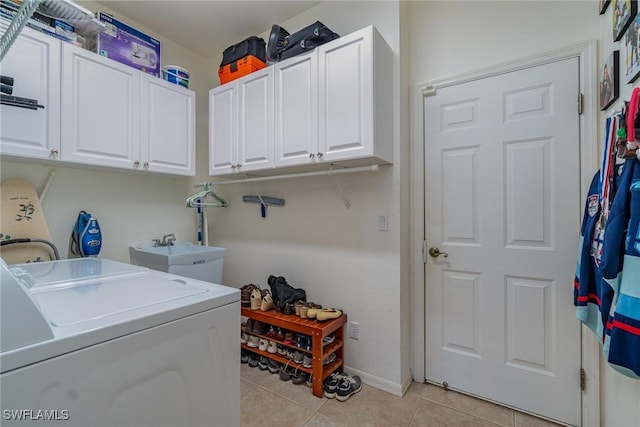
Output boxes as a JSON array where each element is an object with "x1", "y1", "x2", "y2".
[{"x1": 343, "y1": 365, "x2": 406, "y2": 397}]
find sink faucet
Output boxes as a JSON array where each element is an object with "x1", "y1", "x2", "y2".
[{"x1": 161, "y1": 233, "x2": 176, "y2": 246}]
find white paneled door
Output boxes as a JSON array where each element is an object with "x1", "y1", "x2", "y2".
[{"x1": 424, "y1": 58, "x2": 581, "y2": 426}]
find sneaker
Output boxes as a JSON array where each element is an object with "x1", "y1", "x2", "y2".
[
  {"x1": 323, "y1": 352, "x2": 336, "y2": 365},
  {"x1": 293, "y1": 350, "x2": 304, "y2": 364},
  {"x1": 303, "y1": 354, "x2": 313, "y2": 368},
  {"x1": 316, "y1": 309, "x2": 342, "y2": 321},
  {"x1": 267, "y1": 340, "x2": 278, "y2": 354},
  {"x1": 277, "y1": 344, "x2": 287, "y2": 356},
  {"x1": 240, "y1": 284, "x2": 258, "y2": 307},
  {"x1": 258, "y1": 338, "x2": 269, "y2": 351},
  {"x1": 251, "y1": 321, "x2": 269, "y2": 335},
  {"x1": 268, "y1": 359, "x2": 281, "y2": 374},
  {"x1": 322, "y1": 334, "x2": 335, "y2": 346},
  {"x1": 336, "y1": 375, "x2": 362, "y2": 402},
  {"x1": 323, "y1": 372, "x2": 348, "y2": 398},
  {"x1": 292, "y1": 370, "x2": 309, "y2": 385},
  {"x1": 258, "y1": 356, "x2": 269, "y2": 370},
  {"x1": 240, "y1": 350, "x2": 249, "y2": 364},
  {"x1": 248, "y1": 353, "x2": 260, "y2": 368},
  {"x1": 247, "y1": 335, "x2": 260, "y2": 348}
]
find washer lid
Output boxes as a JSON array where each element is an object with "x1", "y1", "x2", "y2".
[{"x1": 1, "y1": 258, "x2": 239, "y2": 373}]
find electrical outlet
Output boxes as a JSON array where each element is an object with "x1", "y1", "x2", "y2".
[{"x1": 349, "y1": 321, "x2": 359, "y2": 340}]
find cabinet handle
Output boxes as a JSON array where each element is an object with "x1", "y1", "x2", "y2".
[
  {"x1": 50, "y1": 148, "x2": 58, "y2": 158},
  {"x1": 231, "y1": 165, "x2": 236, "y2": 170},
  {"x1": 309, "y1": 153, "x2": 315, "y2": 159},
  {"x1": 143, "y1": 162, "x2": 149, "y2": 170},
  {"x1": 133, "y1": 161, "x2": 140, "y2": 168},
  {"x1": 317, "y1": 152, "x2": 323, "y2": 159}
]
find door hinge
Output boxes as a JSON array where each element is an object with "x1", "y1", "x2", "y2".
[
  {"x1": 423, "y1": 86, "x2": 436, "y2": 97},
  {"x1": 578, "y1": 93, "x2": 583, "y2": 115},
  {"x1": 580, "y1": 368, "x2": 586, "y2": 391},
  {"x1": 422, "y1": 240, "x2": 428, "y2": 264}
]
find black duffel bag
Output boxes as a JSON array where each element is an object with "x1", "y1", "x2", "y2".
[
  {"x1": 268, "y1": 275, "x2": 306, "y2": 310},
  {"x1": 220, "y1": 36, "x2": 266, "y2": 68},
  {"x1": 267, "y1": 21, "x2": 339, "y2": 62}
]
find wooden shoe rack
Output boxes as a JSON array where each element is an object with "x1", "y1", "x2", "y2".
[{"x1": 241, "y1": 307, "x2": 347, "y2": 398}]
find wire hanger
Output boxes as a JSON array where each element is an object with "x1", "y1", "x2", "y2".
[{"x1": 186, "y1": 183, "x2": 228, "y2": 208}]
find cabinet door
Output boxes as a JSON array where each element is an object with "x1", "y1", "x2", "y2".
[
  {"x1": 61, "y1": 44, "x2": 140, "y2": 169},
  {"x1": 237, "y1": 68, "x2": 273, "y2": 173},
  {"x1": 209, "y1": 84, "x2": 237, "y2": 175},
  {"x1": 0, "y1": 28, "x2": 61, "y2": 160},
  {"x1": 318, "y1": 27, "x2": 374, "y2": 161},
  {"x1": 274, "y1": 51, "x2": 318, "y2": 167},
  {"x1": 140, "y1": 75, "x2": 195, "y2": 176}
]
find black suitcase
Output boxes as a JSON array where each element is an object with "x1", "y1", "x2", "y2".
[
  {"x1": 267, "y1": 21, "x2": 339, "y2": 62},
  {"x1": 220, "y1": 36, "x2": 266, "y2": 67}
]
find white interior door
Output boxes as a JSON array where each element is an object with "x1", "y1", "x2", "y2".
[{"x1": 424, "y1": 58, "x2": 581, "y2": 426}]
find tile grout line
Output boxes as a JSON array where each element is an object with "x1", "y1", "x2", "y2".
[{"x1": 414, "y1": 393, "x2": 510, "y2": 427}]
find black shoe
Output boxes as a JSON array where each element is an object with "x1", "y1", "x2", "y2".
[
  {"x1": 336, "y1": 375, "x2": 362, "y2": 402},
  {"x1": 267, "y1": 359, "x2": 281, "y2": 374},
  {"x1": 240, "y1": 350, "x2": 249, "y2": 364},
  {"x1": 258, "y1": 356, "x2": 269, "y2": 370},
  {"x1": 248, "y1": 354, "x2": 259, "y2": 368}
]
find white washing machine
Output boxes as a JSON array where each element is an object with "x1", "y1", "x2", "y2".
[{"x1": 0, "y1": 258, "x2": 240, "y2": 427}]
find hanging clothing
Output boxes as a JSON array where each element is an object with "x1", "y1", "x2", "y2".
[{"x1": 601, "y1": 158, "x2": 640, "y2": 378}]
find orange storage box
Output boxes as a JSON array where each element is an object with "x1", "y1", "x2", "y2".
[{"x1": 218, "y1": 55, "x2": 266, "y2": 85}]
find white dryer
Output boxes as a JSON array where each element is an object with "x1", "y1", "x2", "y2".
[{"x1": 0, "y1": 258, "x2": 240, "y2": 427}]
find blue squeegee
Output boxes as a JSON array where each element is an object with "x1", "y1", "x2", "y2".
[{"x1": 242, "y1": 195, "x2": 285, "y2": 218}]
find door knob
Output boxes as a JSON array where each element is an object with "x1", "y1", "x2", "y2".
[{"x1": 428, "y1": 247, "x2": 448, "y2": 258}]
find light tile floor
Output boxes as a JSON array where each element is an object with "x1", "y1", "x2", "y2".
[{"x1": 240, "y1": 364, "x2": 564, "y2": 427}]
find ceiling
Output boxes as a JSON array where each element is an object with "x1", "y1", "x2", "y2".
[{"x1": 94, "y1": 1, "x2": 322, "y2": 58}]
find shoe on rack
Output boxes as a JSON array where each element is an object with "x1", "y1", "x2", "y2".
[
  {"x1": 267, "y1": 359, "x2": 281, "y2": 374},
  {"x1": 240, "y1": 350, "x2": 249, "y2": 364},
  {"x1": 258, "y1": 356, "x2": 269, "y2": 371},
  {"x1": 323, "y1": 372, "x2": 348, "y2": 398},
  {"x1": 277, "y1": 344, "x2": 287, "y2": 356},
  {"x1": 303, "y1": 354, "x2": 313, "y2": 368},
  {"x1": 292, "y1": 369, "x2": 309, "y2": 385},
  {"x1": 316, "y1": 309, "x2": 342, "y2": 321},
  {"x1": 244, "y1": 319, "x2": 254, "y2": 334},
  {"x1": 240, "y1": 284, "x2": 258, "y2": 307},
  {"x1": 267, "y1": 340, "x2": 278, "y2": 354},
  {"x1": 248, "y1": 353, "x2": 260, "y2": 368},
  {"x1": 250, "y1": 288, "x2": 263, "y2": 310},
  {"x1": 336, "y1": 375, "x2": 362, "y2": 402},
  {"x1": 293, "y1": 350, "x2": 304, "y2": 364},
  {"x1": 240, "y1": 332, "x2": 249, "y2": 345},
  {"x1": 322, "y1": 334, "x2": 335, "y2": 346},
  {"x1": 323, "y1": 352, "x2": 336, "y2": 365},
  {"x1": 258, "y1": 338, "x2": 269, "y2": 352},
  {"x1": 251, "y1": 321, "x2": 269, "y2": 336},
  {"x1": 247, "y1": 335, "x2": 260, "y2": 348},
  {"x1": 279, "y1": 360, "x2": 296, "y2": 381},
  {"x1": 261, "y1": 290, "x2": 275, "y2": 311}
]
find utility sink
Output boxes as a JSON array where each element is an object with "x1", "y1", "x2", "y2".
[{"x1": 129, "y1": 243, "x2": 226, "y2": 284}]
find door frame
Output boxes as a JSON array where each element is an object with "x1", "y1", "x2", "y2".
[{"x1": 410, "y1": 41, "x2": 599, "y2": 426}]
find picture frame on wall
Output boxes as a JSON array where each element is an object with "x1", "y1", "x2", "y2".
[
  {"x1": 613, "y1": 0, "x2": 637, "y2": 41},
  {"x1": 623, "y1": 13, "x2": 640, "y2": 83},
  {"x1": 601, "y1": 0, "x2": 612, "y2": 14},
  {"x1": 600, "y1": 51, "x2": 619, "y2": 110}
]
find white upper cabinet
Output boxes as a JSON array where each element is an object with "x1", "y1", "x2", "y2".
[
  {"x1": 61, "y1": 43, "x2": 140, "y2": 170},
  {"x1": 209, "y1": 67, "x2": 273, "y2": 175},
  {"x1": 318, "y1": 26, "x2": 392, "y2": 164},
  {"x1": 209, "y1": 25, "x2": 392, "y2": 177},
  {"x1": 274, "y1": 50, "x2": 318, "y2": 167},
  {"x1": 140, "y1": 74, "x2": 195, "y2": 175},
  {"x1": 1, "y1": 27, "x2": 195, "y2": 176},
  {"x1": 0, "y1": 27, "x2": 61, "y2": 160},
  {"x1": 209, "y1": 82, "x2": 237, "y2": 175}
]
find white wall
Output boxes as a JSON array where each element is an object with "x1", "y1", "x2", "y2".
[
  {"x1": 408, "y1": 1, "x2": 639, "y2": 425},
  {"x1": 207, "y1": 1, "x2": 409, "y2": 394},
  {"x1": 1, "y1": 0, "x2": 217, "y2": 262}
]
